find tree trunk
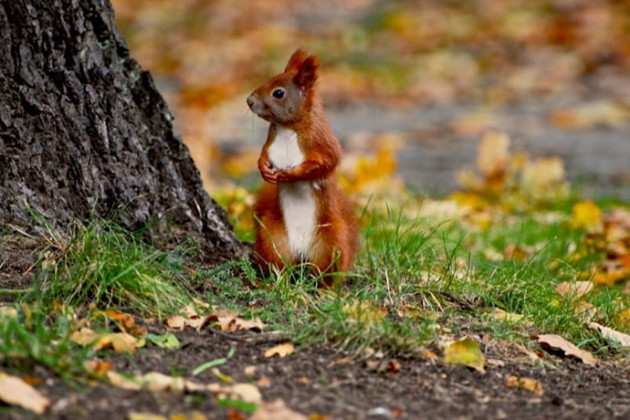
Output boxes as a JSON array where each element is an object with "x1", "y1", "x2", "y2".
[{"x1": 0, "y1": 0, "x2": 246, "y2": 258}]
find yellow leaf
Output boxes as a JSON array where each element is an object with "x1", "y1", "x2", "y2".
[
  {"x1": 571, "y1": 201, "x2": 602, "y2": 231},
  {"x1": 0, "y1": 373, "x2": 49, "y2": 414},
  {"x1": 505, "y1": 376, "x2": 543, "y2": 396},
  {"x1": 443, "y1": 337, "x2": 485, "y2": 372},
  {"x1": 108, "y1": 332, "x2": 138, "y2": 354},
  {"x1": 264, "y1": 343, "x2": 294, "y2": 358},
  {"x1": 537, "y1": 334, "x2": 597, "y2": 366}
]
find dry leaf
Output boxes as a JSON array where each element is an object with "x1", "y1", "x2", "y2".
[
  {"x1": 505, "y1": 376, "x2": 543, "y2": 396},
  {"x1": 128, "y1": 413, "x2": 167, "y2": 420},
  {"x1": 166, "y1": 311, "x2": 264, "y2": 333},
  {"x1": 537, "y1": 334, "x2": 597, "y2": 366},
  {"x1": 84, "y1": 359, "x2": 113, "y2": 376},
  {"x1": 387, "y1": 359, "x2": 402, "y2": 373},
  {"x1": 218, "y1": 316, "x2": 264, "y2": 333},
  {"x1": 0, "y1": 373, "x2": 50, "y2": 414},
  {"x1": 251, "y1": 399, "x2": 307, "y2": 420},
  {"x1": 422, "y1": 350, "x2": 438, "y2": 361},
  {"x1": 555, "y1": 281, "x2": 594, "y2": 298},
  {"x1": 71, "y1": 327, "x2": 101, "y2": 346},
  {"x1": 208, "y1": 383, "x2": 262, "y2": 404},
  {"x1": 476, "y1": 131, "x2": 510, "y2": 176},
  {"x1": 0, "y1": 305, "x2": 18, "y2": 318},
  {"x1": 486, "y1": 358, "x2": 505, "y2": 367},
  {"x1": 443, "y1": 337, "x2": 485, "y2": 372},
  {"x1": 264, "y1": 343, "x2": 294, "y2": 358},
  {"x1": 105, "y1": 310, "x2": 147, "y2": 336},
  {"x1": 589, "y1": 322, "x2": 630, "y2": 348},
  {"x1": 108, "y1": 371, "x2": 261, "y2": 403},
  {"x1": 72, "y1": 328, "x2": 139, "y2": 354}
]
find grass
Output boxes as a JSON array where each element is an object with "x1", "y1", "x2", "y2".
[
  {"x1": 1, "y1": 182, "x2": 628, "y2": 390},
  {"x1": 30, "y1": 221, "x2": 193, "y2": 318},
  {"x1": 0, "y1": 304, "x2": 91, "y2": 382}
]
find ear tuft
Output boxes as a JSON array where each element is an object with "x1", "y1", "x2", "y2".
[
  {"x1": 293, "y1": 54, "x2": 319, "y2": 90},
  {"x1": 285, "y1": 49, "x2": 309, "y2": 72}
]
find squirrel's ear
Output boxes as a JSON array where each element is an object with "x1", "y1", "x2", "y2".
[
  {"x1": 293, "y1": 54, "x2": 319, "y2": 90},
  {"x1": 285, "y1": 49, "x2": 308, "y2": 72}
]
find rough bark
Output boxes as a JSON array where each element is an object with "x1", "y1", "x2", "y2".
[{"x1": 0, "y1": 0, "x2": 246, "y2": 258}]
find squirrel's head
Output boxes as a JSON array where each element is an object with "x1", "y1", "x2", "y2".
[{"x1": 247, "y1": 49, "x2": 319, "y2": 125}]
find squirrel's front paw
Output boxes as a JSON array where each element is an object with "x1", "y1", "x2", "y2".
[{"x1": 260, "y1": 165, "x2": 280, "y2": 184}]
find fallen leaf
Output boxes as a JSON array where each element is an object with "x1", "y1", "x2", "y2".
[
  {"x1": 487, "y1": 358, "x2": 506, "y2": 368},
  {"x1": 166, "y1": 310, "x2": 264, "y2": 333},
  {"x1": 0, "y1": 305, "x2": 18, "y2": 318},
  {"x1": 71, "y1": 327, "x2": 101, "y2": 346},
  {"x1": 476, "y1": 130, "x2": 510, "y2": 176},
  {"x1": 537, "y1": 334, "x2": 597, "y2": 366},
  {"x1": 71, "y1": 328, "x2": 139, "y2": 353},
  {"x1": 146, "y1": 333, "x2": 180, "y2": 349},
  {"x1": 589, "y1": 322, "x2": 630, "y2": 348},
  {"x1": 387, "y1": 359, "x2": 402, "y2": 373},
  {"x1": 105, "y1": 310, "x2": 147, "y2": 336},
  {"x1": 550, "y1": 101, "x2": 629, "y2": 130},
  {"x1": 218, "y1": 316, "x2": 265, "y2": 333},
  {"x1": 443, "y1": 337, "x2": 485, "y2": 372},
  {"x1": 256, "y1": 376, "x2": 271, "y2": 388},
  {"x1": 0, "y1": 372, "x2": 50, "y2": 414},
  {"x1": 103, "y1": 332, "x2": 139, "y2": 354},
  {"x1": 108, "y1": 371, "x2": 261, "y2": 403},
  {"x1": 250, "y1": 399, "x2": 307, "y2": 420},
  {"x1": 555, "y1": 281, "x2": 594, "y2": 298},
  {"x1": 208, "y1": 383, "x2": 262, "y2": 404},
  {"x1": 505, "y1": 376, "x2": 543, "y2": 396},
  {"x1": 571, "y1": 201, "x2": 603, "y2": 232},
  {"x1": 128, "y1": 413, "x2": 167, "y2": 420},
  {"x1": 422, "y1": 350, "x2": 438, "y2": 361},
  {"x1": 264, "y1": 343, "x2": 294, "y2": 358},
  {"x1": 84, "y1": 359, "x2": 113, "y2": 376}
]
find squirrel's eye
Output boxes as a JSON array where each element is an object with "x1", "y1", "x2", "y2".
[{"x1": 272, "y1": 88, "x2": 285, "y2": 99}]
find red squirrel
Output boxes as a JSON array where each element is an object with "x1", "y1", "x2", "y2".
[{"x1": 246, "y1": 49, "x2": 359, "y2": 286}]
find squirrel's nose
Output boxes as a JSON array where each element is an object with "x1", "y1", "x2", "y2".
[{"x1": 246, "y1": 96, "x2": 255, "y2": 109}]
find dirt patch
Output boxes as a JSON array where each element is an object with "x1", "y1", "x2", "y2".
[
  {"x1": 1, "y1": 237, "x2": 629, "y2": 419},
  {"x1": 1, "y1": 327, "x2": 628, "y2": 419}
]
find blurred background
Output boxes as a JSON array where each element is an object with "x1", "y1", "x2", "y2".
[{"x1": 111, "y1": 0, "x2": 630, "y2": 203}]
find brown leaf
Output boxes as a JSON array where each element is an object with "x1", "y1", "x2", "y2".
[
  {"x1": 589, "y1": 322, "x2": 630, "y2": 348},
  {"x1": 555, "y1": 281, "x2": 594, "y2": 298},
  {"x1": 0, "y1": 373, "x2": 50, "y2": 414},
  {"x1": 218, "y1": 316, "x2": 265, "y2": 333},
  {"x1": 105, "y1": 310, "x2": 147, "y2": 336},
  {"x1": 537, "y1": 334, "x2": 597, "y2": 366},
  {"x1": 506, "y1": 376, "x2": 543, "y2": 396},
  {"x1": 264, "y1": 343, "x2": 294, "y2": 358},
  {"x1": 85, "y1": 359, "x2": 113, "y2": 376},
  {"x1": 250, "y1": 399, "x2": 307, "y2": 420}
]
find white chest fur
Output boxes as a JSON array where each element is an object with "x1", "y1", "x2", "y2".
[{"x1": 268, "y1": 127, "x2": 316, "y2": 260}]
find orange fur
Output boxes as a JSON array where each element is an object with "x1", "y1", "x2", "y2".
[{"x1": 247, "y1": 49, "x2": 359, "y2": 286}]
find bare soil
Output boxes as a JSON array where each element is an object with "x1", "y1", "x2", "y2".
[{"x1": 1, "y1": 237, "x2": 630, "y2": 419}]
